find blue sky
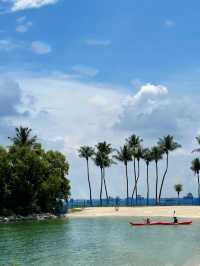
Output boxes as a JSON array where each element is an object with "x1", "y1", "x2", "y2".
[{"x1": 0, "y1": 0, "x2": 200, "y2": 199}]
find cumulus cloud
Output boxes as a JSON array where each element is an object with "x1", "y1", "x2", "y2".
[
  {"x1": 124, "y1": 83, "x2": 168, "y2": 106},
  {"x1": 116, "y1": 83, "x2": 199, "y2": 143},
  {"x1": 0, "y1": 77, "x2": 32, "y2": 143},
  {"x1": 11, "y1": 0, "x2": 58, "y2": 11},
  {"x1": 0, "y1": 73, "x2": 199, "y2": 198},
  {"x1": 31, "y1": 41, "x2": 51, "y2": 54}
]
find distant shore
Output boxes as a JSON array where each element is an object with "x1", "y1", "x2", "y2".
[{"x1": 67, "y1": 206, "x2": 200, "y2": 218}]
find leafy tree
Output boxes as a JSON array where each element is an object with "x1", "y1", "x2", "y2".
[
  {"x1": 142, "y1": 148, "x2": 153, "y2": 205},
  {"x1": 0, "y1": 127, "x2": 70, "y2": 215},
  {"x1": 151, "y1": 146, "x2": 163, "y2": 205},
  {"x1": 0, "y1": 146, "x2": 11, "y2": 212},
  {"x1": 7, "y1": 145, "x2": 47, "y2": 214},
  {"x1": 191, "y1": 158, "x2": 200, "y2": 198},
  {"x1": 78, "y1": 146, "x2": 95, "y2": 206},
  {"x1": 114, "y1": 145, "x2": 132, "y2": 205},
  {"x1": 174, "y1": 184, "x2": 183, "y2": 199},
  {"x1": 158, "y1": 135, "x2": 181, "y2": 202},
  {"x1": 126, "y1": 134, "x2": 143, "y2": 205}
]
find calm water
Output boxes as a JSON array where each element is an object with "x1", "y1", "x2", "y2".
[{"x1": 1, "y1": 217, "x2": 200, "y2": 266}]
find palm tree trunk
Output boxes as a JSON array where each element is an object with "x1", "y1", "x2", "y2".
[
  {"x1": 100, "y1": 167, "x2": 103, "y2": 206},
  {"x1": 158, "y1": 152, "x2": 169, "y2": 203},
  {"x1": 155, "y1": 161, "x2": 159, "y2": 205},
  {"x1": 132, "y1": 159, "x2": 140, "y2": 205},
  {"x1": 146, "y1": 163, "x2": 149, "y2": 206},
  {"x1": 103, "y1": 167, "x2": 109, "y2": 204},
  {"x1": 197, "y1": 172, "x2": 200, "y2": 199},
  {"x1": 131, "y1": 157, "x2": 137, "y2": 205},
  {"x1": 125, "y1": 163, "x2": 129, "y2": 206},
  {"x1": 86, "y1": 159, "x2": 92, "y2": 206}
]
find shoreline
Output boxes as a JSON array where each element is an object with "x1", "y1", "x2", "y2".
[
  {"x1": 0, "y1": 213, "x2": 59, "y2": 223},
  {"x1": 67, "y1": 206, "x2": 200, "y2": 219}
]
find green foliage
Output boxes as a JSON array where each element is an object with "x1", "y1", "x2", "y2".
[
  {"x1": 191, "y1": 158, "x2": 200, "y2": 175},
  {"x1": 158, "y1": 135, "x2": 181, "y2": 154},
  {"x1": 0, "y1": 127, "x2": 70, "y2": 215},
  {"x1": 114, "y1": 145, "x2": 132, "y2": 165},
  {"x1": 142, "y1": 148, "x2": 153, "y2": 165},
  {"x1": 151, "y1": 146, "x2": 163, "y2": 162},
  {"x1": 174, "y1": 184, "x2": 183, "y2": 194},
  {"x1": 78, "y1": 146, "x2": 95, "y2": 160}
]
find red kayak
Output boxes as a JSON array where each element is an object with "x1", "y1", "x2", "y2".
[{"x1": 129, "y1": 221, "x2": 192, "y2": 226}]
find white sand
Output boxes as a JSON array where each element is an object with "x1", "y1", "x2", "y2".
[{"x1": 67, "y1": 206, "x2": 200, "y2": 218}]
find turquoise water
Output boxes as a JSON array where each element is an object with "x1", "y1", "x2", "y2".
[{"x1": 1, "y1": 217, "x2": 200, "y2": 266}]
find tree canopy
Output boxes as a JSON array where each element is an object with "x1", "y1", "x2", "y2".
[{"x1": 0, "y1": 127, "x2": 70, "y2": 215}]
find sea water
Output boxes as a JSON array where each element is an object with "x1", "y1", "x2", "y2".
[{"x1": 0, "y1": 217, "x2": 200, "y2": 266}]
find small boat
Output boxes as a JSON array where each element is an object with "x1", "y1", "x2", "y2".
[{"x1": 129, "y1": 221, "x2": 192, "y2": 226}]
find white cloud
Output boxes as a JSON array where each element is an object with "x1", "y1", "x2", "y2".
[
  {"x1": 16, "y1": 21, "x2": 32, "y2": 33},
  {"x1": 11, "y1": 0, "x2": 58, "y2": 11},
  {"x1": 16, "y1": 16, "x2": 26, "y2": 23},
  {"x1": 31, "y1": 41, "x2": 51, "y2": 54},
  {"x1": 124, "y1": 83, "x2": 168, "y2": 107},
  {"x1": 72, "y1": 65, "x2": 99, "y2": 77},
  {"x1": 85, "y1": 39, "x2": 111, "y2": 46},
  {"x1": 0, "y1": 39, "x2": 23, "y2": 51},
  {"x1": 0, "y1": 39, "x2": 52, "y2": 54},
  {"x1": 165, "y1": 19, "x2": 176, "y2": 28},
  {"x1": 0, "y1": 72, "x2": 199, "y2": 198}
]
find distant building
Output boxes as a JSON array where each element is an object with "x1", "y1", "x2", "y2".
[{"x1": 183, "y1": 192, "x2": 193, "y2": 199}]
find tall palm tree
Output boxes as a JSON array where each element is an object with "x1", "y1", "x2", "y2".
[
  {"x1": 131, "y1": 146, "x2": 143, "y2": 203},
  {"x1": 9, "y1": 126, "x2": 37, "y2": 147},
  {"x1": 93, "y1": 151, "x2": 107, "y2": 206},
  {"x1": 192, "y1": 136, "x2": 200, "y2": 153},
  {"x1": 114, "y1": 145, "x2": 132, "y2": 205},
  {"x1": 151, "y1": 146, "x2": 163, "y2": 205},
  {"x1": 126, "y1": 134, "x2": 143, "y2": 205},
  {"x1": 142, "y1": 148, "x2": 153, "y2": 205},
  {"x1": 191, "y1": 158, "x2": 200, "y2": 198},
  {"x1": 95, "y1": 142, "x2": 113, "y2": 203},
  {"x1": 174, "y1": 184, "x2": 183, "y2": 199},
  {"x1": 158, "y1": 135, "x2": 181, "y2": 203},
  {"x1": 78, "y1": 146, "x2": 95, "y2": 206}
]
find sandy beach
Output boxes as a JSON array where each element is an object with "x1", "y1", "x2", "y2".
[{"x1": 67, "y1": 206, "x2": 200, "y2": 218}]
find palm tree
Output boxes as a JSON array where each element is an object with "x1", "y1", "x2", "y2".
[
  {"x1": 126, "y1": 134, "x2": 143, "y2": 205},
  {"x1": 158, "y1": 135, "x2": 181, "y2": 203},
  {"x1": 192, "y1": 136, "x2": 200, "y2": 153},
  {"x1": 95, "y1": 142, "x2": 113, "y2": 203},
  {"x1": 174, "y1": 184, "x2": 183, "y2": 199},
  {"x1": 93, "y1": 151, "x2": 107, "y2": 206},
  {"x1": 114, "y1": 145, "x2": 132, "y2": 205},
  {"x1": 9, "y1": 127, "x2": 37, "y2": 147},
  {"x1": 142, "y1": 148, "x2": 153, "y2": 205},
  {"x1": 131, "y1": 146, "x2": 143, "y2": 202},
  {"x1": 191, "y1": 158, "x2": 200, "y2": 198},
  {"x1": 78, "y1": 146, "x2": 95, "y2": 206},
  {"x1": 151, "y1": 146, "x2": 163, "y2": 205}
]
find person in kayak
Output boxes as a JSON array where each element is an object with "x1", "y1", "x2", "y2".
[
  {"x1": 146, "y1": 217, "x2": 151, "y2": 224},
  {"x1": 173, "y1": 210, "x2": 178, "y2": 223}
]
